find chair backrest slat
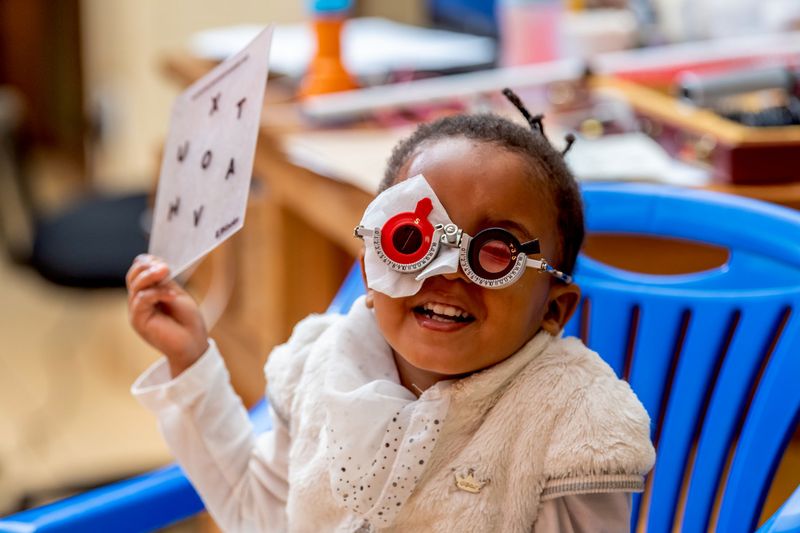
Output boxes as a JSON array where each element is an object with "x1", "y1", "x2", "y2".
[
  {"x1": 681, "y1": 302, "x2": 791, "y2": 531},
  {"x1": 644, "y1": 302, "x2": 739, "y2": 533},
  {"x1": 715, "y1": 308, "x2": 800, "y2": 532},
  {"x1": 583, "y1": 290, "x2": 637, "y2": 377},
  {"x1": 626, "y1": 300, "x2": 687, "y2": 442}
]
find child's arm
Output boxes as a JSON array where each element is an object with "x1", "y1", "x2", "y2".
[
  {"x1": 126, "y1": 254, "x2": 208, "y2": 377},
  {"x1": 128, "y1": 255, "x2": 290, "y2": 530},
  {"x1": 132, "y1": 342, "x2": 289, "y2": 531}
]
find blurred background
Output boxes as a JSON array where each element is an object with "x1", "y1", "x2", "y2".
[{"x1": 1, "y1": 0, "x2": 799, "y2": 531}]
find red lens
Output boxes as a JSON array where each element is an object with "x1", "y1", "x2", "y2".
[
  {"x1": 478, "y1": 240, "x2": 512, "y2": 273},
  {"x1": 380, "y1": 198, "x2": 435, "y2": 265},
  {"x1": 392, "y1": 224, "x2": 423, "y2": 255}
]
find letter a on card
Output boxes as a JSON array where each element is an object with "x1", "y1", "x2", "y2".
[{"x1": 148, "y1": 26, "x2": 273, "y2": 277}]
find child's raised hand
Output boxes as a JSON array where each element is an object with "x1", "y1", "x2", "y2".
[{"x1": 126, "y1": 255, "x2": 209, "y2": 377}]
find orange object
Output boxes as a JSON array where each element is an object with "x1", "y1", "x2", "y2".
[{"x1": 299, "y1": 17, "x2": 358, "y2": 98}]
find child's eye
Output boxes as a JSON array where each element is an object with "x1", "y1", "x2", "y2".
[{"x1": 477, "y1": 240, "x2": 512, "y2": 273}]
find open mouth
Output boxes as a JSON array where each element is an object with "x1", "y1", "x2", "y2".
[{"x1": 413, "y1": 302, "x2": 476, "y2": 324}]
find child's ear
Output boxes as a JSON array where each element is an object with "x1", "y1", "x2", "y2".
[
  {"x1": 358, "y1": 250, "x2": 375, "y2": 309},
  {"x1": 541, "y1": 282, "x2": 581, "y2": 335}
]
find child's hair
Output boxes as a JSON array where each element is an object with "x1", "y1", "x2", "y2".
[{"x1": 379, "y1": 91, "x2": 585, "y2": 275}]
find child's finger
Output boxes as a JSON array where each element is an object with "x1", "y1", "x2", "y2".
[
  {"x1": 130, "y1": 285, "x2": 177, "y2": 319},
  {"x1": 129, "y1": 261, "x2": 171, "y2": 294},
  {"x1": 126, "y1": 254, "x2": 158, "y2": 288},
  {"x1": 166, "y1": 291, "x2": 203, "y2": 326}
]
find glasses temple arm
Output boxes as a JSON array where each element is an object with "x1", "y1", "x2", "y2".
[{"x1": 525, "y1": 257, "x2": 573, "y2": 284}]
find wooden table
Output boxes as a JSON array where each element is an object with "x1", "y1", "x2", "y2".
[{"x1": 162, "y1": 52, "x2": 800, "y2": 406}]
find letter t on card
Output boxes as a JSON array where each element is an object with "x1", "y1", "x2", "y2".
[{"x1": 148, "y1": 26, "x2": 273, "y2": 277}]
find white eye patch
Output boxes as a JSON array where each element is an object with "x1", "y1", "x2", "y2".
[{"x1": 359, "y1": 174, "x2": 459, "y2": 298}]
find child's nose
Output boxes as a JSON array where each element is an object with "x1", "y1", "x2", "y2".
[{"x1": 440, "y1": 266, "x2": 471, "y2": 284}]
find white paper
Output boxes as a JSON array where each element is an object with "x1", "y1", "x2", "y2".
[
  {"x1": 565, "y1": 132, "x2": 711, "y2": 187},
  {"x1": 149, "y1": 26, "x2": 273, "y2": 277}
]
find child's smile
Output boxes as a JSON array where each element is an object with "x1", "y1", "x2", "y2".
[
  {"x1": 366, "y1": 136, "x2": 580, "y2": 392},
  {"x1": 413, "y1": 301, "x2": 475, "y2": 329}
]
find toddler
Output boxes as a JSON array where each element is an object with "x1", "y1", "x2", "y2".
[{"x1": 128, "y1": 90, "x2": 654, "y2": 532}]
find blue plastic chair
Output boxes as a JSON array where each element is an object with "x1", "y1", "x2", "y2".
[
  {"x1": 567, "y1": 184, "x2": 800, "y2": 533},
  {"x1": 1, "y1": 184, "x2": 798, "y2": 532}
]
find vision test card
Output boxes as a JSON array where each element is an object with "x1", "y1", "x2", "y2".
[{"x1": 148, "y1": 26, "x2": 273, "y2": 277}]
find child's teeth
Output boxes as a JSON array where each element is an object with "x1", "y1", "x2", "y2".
[{"x1": 424, "y1": 302, "x2": 468, "y2": 318}]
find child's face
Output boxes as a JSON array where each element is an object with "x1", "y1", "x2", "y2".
[{"x1": 366, "y1": 137, "x2": 580, "y2": 378}]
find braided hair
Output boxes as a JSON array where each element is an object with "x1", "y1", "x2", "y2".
[{"x1": 380, "y1": 89, "x2": 584, "y2": 275}]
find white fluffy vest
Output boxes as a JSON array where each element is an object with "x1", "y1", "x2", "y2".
[{"x1": 265, "y1": 299, "x2": 654, "y2": 532}]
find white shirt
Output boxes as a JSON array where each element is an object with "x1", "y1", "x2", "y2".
[{"x1": 133, "y1": 301, "x2": 651, "y2": 532}]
